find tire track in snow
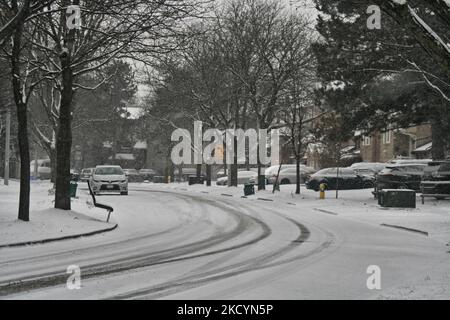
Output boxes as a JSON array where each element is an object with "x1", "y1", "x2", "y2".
[
  {"x1": 0, "y1": 190, "x2": 271, "y2": 296},
  {"x1": 108, "y1": 198, "x2": 333, "y2": 300}
]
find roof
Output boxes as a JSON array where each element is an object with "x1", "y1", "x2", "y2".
[{"x1": 413, "y1": 142, "x2": 432, "y2": 152}]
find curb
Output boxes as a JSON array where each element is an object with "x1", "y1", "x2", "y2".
[
  {"x1": 257, "y1": 198, "x2": 274, "y2": 202},
  {"x1": 0, "y1": 223, "x2": 118, "y2": 249},
  {"x1": 380, "y1": 223, "x2": 428, "y2": 236}
]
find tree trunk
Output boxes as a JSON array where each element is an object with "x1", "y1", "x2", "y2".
[
  {"x1": 196, "y1": 164, "x2": 202, "y2": 179},
  {"x1": 16, "y1": 101, "x2": 30, "y2": 221},
  {"x1": 431, "y1": 115, "x2": 446, "y2": 160},
  {"x1": 54, "y1": 57, "x2": 74, "y2": 210},
  {"x1": 230, "y1": 135, "x2": 238, "y2": 186},
  {"x1": 295, "y1": 157, "x2": 301, "y2": 194},
  {"x1": 11, "y1": 19, "x2": 30, "y2": 221},
  {"x1": 206, "y1": 164, "x2": 211, "y2": 186}
]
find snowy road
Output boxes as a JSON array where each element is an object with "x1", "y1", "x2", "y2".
[{"x1": 1, "y1": 184, "x2": 449, "y2": 299}]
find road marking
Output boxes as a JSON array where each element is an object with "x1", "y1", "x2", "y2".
[
  {"x1": 257, "y1": 198, "x2": 274, "y2": 202},
  {"x1": 314, "y1": 208, "x2": 338, "y2": 215},
  {"x1": 380, "y1": 223, "x2": 428, "y2": 236}
]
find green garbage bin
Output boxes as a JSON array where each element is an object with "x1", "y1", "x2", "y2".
[
  {"x1": 244, "y1": 184, "x2": 255, "y2": 196},
  {"x1": 70, "y1": 182, "x2": 78, "y2": 198}
]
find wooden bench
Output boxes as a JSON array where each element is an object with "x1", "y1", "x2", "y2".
[{"x1": 87, "y1": 180, "x2": 114, "y2": 222}]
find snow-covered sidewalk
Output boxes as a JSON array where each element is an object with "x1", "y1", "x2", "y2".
[{"x1": 0, "y1": 181, "x2": 116, "y2": 247}]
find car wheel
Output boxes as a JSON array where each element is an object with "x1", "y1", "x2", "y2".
[
  {"x1": 280, "y1": 178, "x2": 290, "y2": 185},
  {"x1": 121, "y1": 192, "x2": 128, "y2": 196}
]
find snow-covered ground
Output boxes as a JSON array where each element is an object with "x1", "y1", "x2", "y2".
[
  {"x1": 154, "y1": 182, "x2": 450, "y2": 245},
  {"x1": 0, "y1": 181, "x2": 115, "y2": 246},
  {"x1": 1, "y1": 181, "x2": 450, "y2": 299}
]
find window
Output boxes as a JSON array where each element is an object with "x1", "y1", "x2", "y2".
[
  {"x1": 363, "y1": 136, "x2": 371, "y2": 146},
  {"x1": 95, "y1": 167, "x2": 123, "y2": 175},
  {"x1": 382, "y1": 130, "x2": 391, "y2": 144}
]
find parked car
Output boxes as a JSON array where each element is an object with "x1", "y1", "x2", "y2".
[
  {"x1": 388, "y1": 158, "x2": 432, "y2": 165},
  {"x1": 30, "y1": 159, "x2": 51, "y2": 180},
  {"x1": 421, "y1": 160, "x2": 450, "y2": 199},
  {"x1": 139, "y1": 168, "x2": 156, "y2": 181},
  {"x1": 306, "y1": 167, "x2": 374, "y2": 191},
  {"x1": 375, "y1": 163, "x2": 427, "y2": 192},
  {"x1": 264, "y1": 164, "x2": 297, "y2": 184},
  {"x1": 80, "y1": 168, "x2": 94, "y2": 182},
  {"x1": 123, "y1": 169, "x2": 144, "y2": 182},
  {"x1": 350, "y1": 162, "x2": 385, "y2": 177},
  {"x1": 70, "y1": 169, "x2": 80, "y2": 182},
  {"x1": 216, "y1": 171, "x2": 257, "y2": 186},
  {"x1": 216, "y1": 168, "x2": 261, "y2": 180},
  {"x1": 269, "y1": 166, "x2": 316, "y2": 185},
  {"x1": 90, "y1": 165, "x2": 128, "y2": 195}
]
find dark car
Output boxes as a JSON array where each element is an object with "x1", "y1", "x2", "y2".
[
  {"x1": 306, "y1": 167, "x2": 374, "y2": 191},
  {"x1": 421, "y1": 160, "x2": 450, "y2": 199},
  {"x1": 70, "y1": 169, "x2": 80, "y2": 182},
  {"x1": 123, "y1": 169, "x2": 144, "y2": 182},
  {"x1": 375, "y1": 164, "x2": 427, "y2": 192},
  {"x1": 139, "y1": 168, "x2": 156, "y2": 181}
]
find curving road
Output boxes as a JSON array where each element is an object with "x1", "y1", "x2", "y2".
[{"x1": 0, "y1": 185, "x2": 449, "y2": 299}]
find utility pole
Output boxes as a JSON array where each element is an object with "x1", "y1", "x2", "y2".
[{"x1": 4, "y1": 108, "x2": 10, "y2": 185}]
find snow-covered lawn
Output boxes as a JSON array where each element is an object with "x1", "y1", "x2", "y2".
[{"x1": 0, "y1": 180, "x2": 114, "y2": 246}]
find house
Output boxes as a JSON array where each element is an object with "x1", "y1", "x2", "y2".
[{"x1": 359, "y1": 124, "x2": 432, "y2": 162}]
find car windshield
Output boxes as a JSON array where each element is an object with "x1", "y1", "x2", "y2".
[
  {"x1": 95, "y1": 167, "x2": 123, "y2": 175},
  {"x1": 82, "y1": 169, "x2": 92, "y2": 174},
  {"x1": 124, "y1": 169, "x2": 138, "y2": 174}
]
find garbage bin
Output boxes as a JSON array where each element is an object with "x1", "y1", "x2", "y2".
[
  {"x1": 244, "y1": 183, "x2": 255, "y2": 196},
  {"x1": 378, "y1": 189, "x2": 416, "y2": 208},
  {"x1": 258, "y1": 175, "x2": 266, "y2": 189},
  {"x1": 69, "y1": 182, "x2": 78, "y2": 198},
  {"x1": 188, "y1": 176, "x2": 205, "y2": 185}
]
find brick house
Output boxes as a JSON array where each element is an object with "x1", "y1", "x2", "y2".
[{"x1": 359, "y1": 124, "x2": 432, "y2": 162}]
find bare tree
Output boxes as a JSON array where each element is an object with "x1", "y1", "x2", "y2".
[{"x1": 22, "y1": 0, "x2": 209, "y2": 210}]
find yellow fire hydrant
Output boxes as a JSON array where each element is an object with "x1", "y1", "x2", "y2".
[{"x1": 319, "y1": 183, "x2": 326, "y2": 199}]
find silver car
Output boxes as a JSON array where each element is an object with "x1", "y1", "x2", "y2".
[
  {"x1": 216, "y1": 171, "x2": 257, "y2": 186},
  {"x1": 269, "y1": 166, "x2": 316, "y2": 185},
  {"x1": 90, "y1": 165, "x2": 128, "y2": 195}
]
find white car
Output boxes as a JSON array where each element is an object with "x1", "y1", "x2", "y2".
[
  {"x1": 90, "y1": 165, "x2": 128, "y2": 195},
  {"x1": 30, "y1": 159, "x2": 52, "y2": 180},
  {"x1": 216, "y1": 171, "x2": 257, "y2": 185},
  {"x1": 265, "y1": 164, "x2": 311, "y2": 184},
  {"x1": 269, "y1": 166, "x2": 316, "y2": 185}
]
